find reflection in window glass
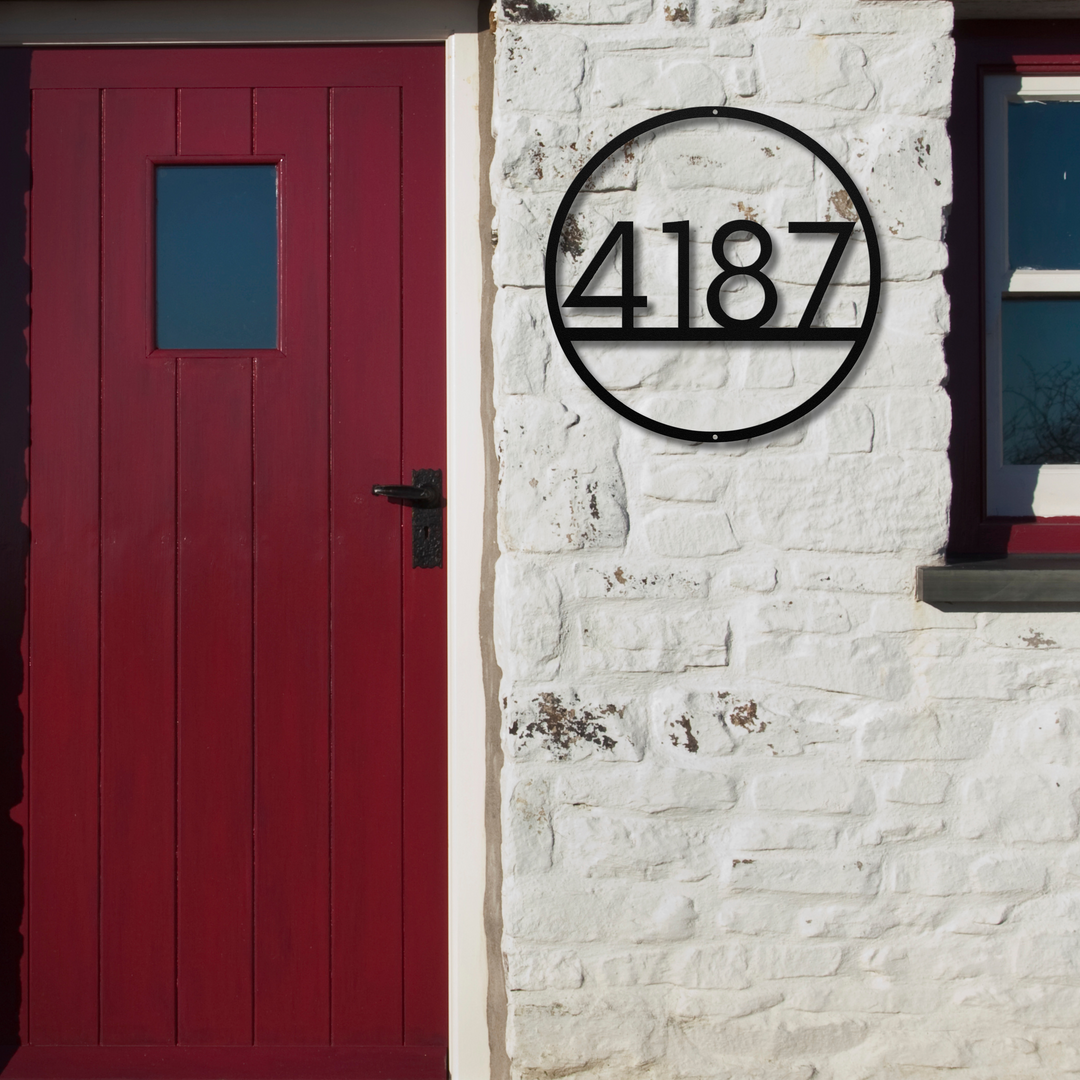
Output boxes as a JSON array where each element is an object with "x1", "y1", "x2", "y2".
[
  {"x1": 1008, "y1": 101, "x2": 1080, "y2": 270},
  {"x1": 1002, "y1": 298, "x2": 1080, "y2": 464},
  {"x1": 156, "y1": 165, "x2": 278, "y2": 349}
]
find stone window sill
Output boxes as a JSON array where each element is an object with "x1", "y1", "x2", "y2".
[{"x1": 917, "y1": 556, "x2": 1080, "y2": 611}]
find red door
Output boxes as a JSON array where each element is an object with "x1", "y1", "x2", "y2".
[{"x1": 4, "y1": 46, "x2": 447, "y2": 1078}]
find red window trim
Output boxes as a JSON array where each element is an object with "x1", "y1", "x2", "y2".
[{"x1": 949, "y1": 20, "x2": 1080, "y2": 553}]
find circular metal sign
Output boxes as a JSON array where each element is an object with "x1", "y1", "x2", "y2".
[{"x1": 545, "y1": 107, "x2": 881, "y2": 443}]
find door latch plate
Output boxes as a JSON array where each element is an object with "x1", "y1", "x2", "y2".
[{"x1": 411, "y1": 468, "x2": 442, "y2": 569}]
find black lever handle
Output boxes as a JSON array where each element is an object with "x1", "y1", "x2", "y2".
[{"x1": 372, "y1": 482, "x2": 441, "y2": 508}]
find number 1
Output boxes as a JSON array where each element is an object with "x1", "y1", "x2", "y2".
[{"x1": 663, "y1": 220, "x2": 690, "y2": 329}]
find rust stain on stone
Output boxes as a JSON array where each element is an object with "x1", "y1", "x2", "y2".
[
  {"x1": 736, "y1": 200, "x2": 759, "y2": 222},
  {"x1": 502, "y1": 0, "x2": 557, "y2": 22},
  {"x1": 828, "y1": 190, "x2": 858, "y2": 223},
  {"x1": 672, "y1": 715, "x2": 699, "y2": 753},
  {"x1": 509, "y1": 692, "x2": 621, "y2": 757},
  {"x1": 561, "y1": 213, "x2": 585, "y2": 260},
  {"x1": 664, "y1": 2, "x2": 691, "y2": 21},
  {"x1": 1021, "y1": 629, "x2": 1057, "y2": 649},
  {"x1": 728, "y1": 699, "x2": 766, "y2": 733}
]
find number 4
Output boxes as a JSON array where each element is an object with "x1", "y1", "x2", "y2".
[
  {"x1": 788, "y1": 221, "x2": 855, "y2": 330},
  {"x1": 562, "y1": 221, "x2": 648, "y2": 329}
]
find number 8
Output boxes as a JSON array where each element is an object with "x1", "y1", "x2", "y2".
[{"x1": 706, "y1": 220, "x2": 778, "y2": 329}]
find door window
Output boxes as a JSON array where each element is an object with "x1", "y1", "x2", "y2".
[{"x1": 155, "y1": 163, "x2": 278, "y2": 349}]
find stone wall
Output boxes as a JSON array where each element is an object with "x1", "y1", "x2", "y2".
[{"x1": 488, "y1": 1, "x2": 1080, "y2": 1075}]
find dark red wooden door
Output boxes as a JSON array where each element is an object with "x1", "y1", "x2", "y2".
[{"x1": 8, "y1": 47, "x2": 446, "y2": 1079}]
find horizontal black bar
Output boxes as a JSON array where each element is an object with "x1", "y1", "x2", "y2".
[
  {"x1": 1003, "y1": 292, "x2": 1080, "y2": 300},
  {"x1": 565, "y1": 327, "x2": 863, "y2": 342}
]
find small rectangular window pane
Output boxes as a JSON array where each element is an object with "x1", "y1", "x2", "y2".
[
  {"x1": 156, "y1": 164, "x2": 277, "y2": 349},
  {"x1": 1008, "y1": 101, "x2": 1080, "y2": 269},
  {"x1": 1002, "y1": 297, "x2": 1080, "y2": 464}
]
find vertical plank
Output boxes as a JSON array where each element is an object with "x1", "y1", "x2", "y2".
[
  {"x1": 253, "y1": 87, "x2": 331, "y2": 1045},
  {"x1": 329, "y1": 87, "x2": 404, "y2": 1046},
  {"x1": 176, "y1": 361, "x2": 254, "y2": 1045},
  {"x1": 174, "y1": 84, "x2": 255, "y2": 1049},
  {"x1": 100, "y1": 87, "x2": 178, "y2": 1046},
  {"x1": 178, "y1": 88, "x2": 252, "y2": 155},
  {"x1": 400, "y1": 58, "x2": 449, "y2": 1048},
  {"x1": 27, "y1": 87, "x2": 100, "y2": 1046}
]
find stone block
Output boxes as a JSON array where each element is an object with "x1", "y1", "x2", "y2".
[
  {"x1": 497, "y1": 397, "x2": 629, "y2": 552},
  {"x1": 958, "y1": 773, "x2": 1079, "y2": 843},
  {"x1": 756, "y1": 36, "x2": 875, "y2": 110},
  {"x1": 641, "y1": 507, "x2": 740, "y2": 556},
  {"x1": 494, "y1": 555, "x2": 563, "y2": 680},
  {"x1": 496, "y1": 27, "x2": 587, "y2": 114},
  {"x1": 506, "y1": 687, "x2": 645, "y2": 762},
  {"x1": 493, "y1": 287, "x2": 551, "y2": 395},
  {"x1": 750, "y1": 768, "x2": 871, "y2": 814},
  {"x1": 726, "y1": 854, "x2": 881, "y2": 895},
  {"x1": 579, "y1": 604, "x2": 730, "y2": 671},
  {"x1": 650, "y1": 686, "x2": 735, "y2": 759}
]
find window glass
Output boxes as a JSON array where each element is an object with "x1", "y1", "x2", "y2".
[
  {"x1": 156, "y1": 164, "x2": 278, "y2": 349},
  {"x1": 1002, "y1": 298, "x2": 1080, "y2": 464},
  {"x1": 1008, "y1": 101, "x2": 1080, "y2": 269}
]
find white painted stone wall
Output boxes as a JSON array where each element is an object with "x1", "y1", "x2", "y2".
[{"x1": 488, "y1": 1, "x2": 1080, "y2": 1076}]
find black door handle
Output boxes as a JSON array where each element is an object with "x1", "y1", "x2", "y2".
[
  {"x1": 372, "y1": 469, "x2": 443, "y2": 568},
  {"x1": 372, "y1": 482, "x2": 441, "y2": 508}
]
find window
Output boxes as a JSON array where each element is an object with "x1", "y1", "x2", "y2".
[
  {"x1": 984, "y1": 76, "x2": 1080, "y2": 516},
  {"x1": 948, "y1": 22, "x2": 1080, "y2": 552},
  {"x1": 155, "y1": 164, "x2": 278, "y2": 350}
]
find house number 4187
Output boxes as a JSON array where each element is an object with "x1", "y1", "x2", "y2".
[{"x1": 563, "y1": 218, "x2": 855, "y2": 333}]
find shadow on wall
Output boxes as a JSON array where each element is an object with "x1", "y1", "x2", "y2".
[{"x1": 0, "y1": 47, "x2": 31, "y2": 1060}]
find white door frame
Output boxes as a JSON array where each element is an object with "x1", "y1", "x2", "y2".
[
  {"x1": 3, "y1": 6, "x2": 491, "y2": 1078},
  {"x1": 445, "y1": 31, "x2": 491, "y2": 1080}
]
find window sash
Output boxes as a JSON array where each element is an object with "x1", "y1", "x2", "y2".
[{"x1": 984, "y1": 73, "x2": 1080, "y2": 515}]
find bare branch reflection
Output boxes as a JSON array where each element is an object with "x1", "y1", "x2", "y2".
[{"x1": 1004, "y1": 356, "x2": 1080, "y2": 464}]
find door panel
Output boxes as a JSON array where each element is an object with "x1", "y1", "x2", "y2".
[
  {"x1": 25, "y1": 85, "x2": 100, "y2": 1049},
  {"x1": 251, "y1": 85, "x2": 332, "y2": 1046},
  {"x1": 13, "y1": 47, "x2": 446, "y2": 1077},
  {"x1": 100, "y1": 85, "x2": 178, "y2": 1046},
  {"x1": 328, "y1": 86, "x2": 405, "y2": 1046},
  {"x1": 177, "y1": 357, "x2": 254, "y2": 1045}
]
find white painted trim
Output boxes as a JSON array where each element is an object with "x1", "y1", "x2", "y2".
[
  {"x1": 1008, "y1": 269, "x2": 1080, "y2": 293},
  {"x1": 445, "y1": 32, "x2": 489, "y2": 1080},
  {"x1": 0, "y1": 0, "x2": 481, "y2": 44},
  {"x1": 1017, "y1": 76, "x2": 1080, "y2": 100}
]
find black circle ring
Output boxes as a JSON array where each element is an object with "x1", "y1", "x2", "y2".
[{"x1": 544, "y1": 107, "x2": 882, "y2": 443}]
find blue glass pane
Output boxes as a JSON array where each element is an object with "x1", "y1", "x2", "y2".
[
  {"x1": 1002, "y1": 298, "x2": 1080, "y2": 463},
  {"x1": 156, "y1": 165, "x2": 277, "y2": 349},
  {"x1": 1009, "y1": 101, "x2": 1080, "y2": 269}
]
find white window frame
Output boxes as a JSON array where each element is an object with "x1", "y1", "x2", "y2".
[{"x1": 984, "y1": 73, "x2": 1080, "y2": 516}]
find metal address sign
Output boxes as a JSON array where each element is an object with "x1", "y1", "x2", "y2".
[{"x1": 545, "y1": 107, "x2": 882, "y2": 443}]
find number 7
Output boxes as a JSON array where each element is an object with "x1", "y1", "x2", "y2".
[{"x1": 788, "y1": 221, "x2": 855, "y2": 330}]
